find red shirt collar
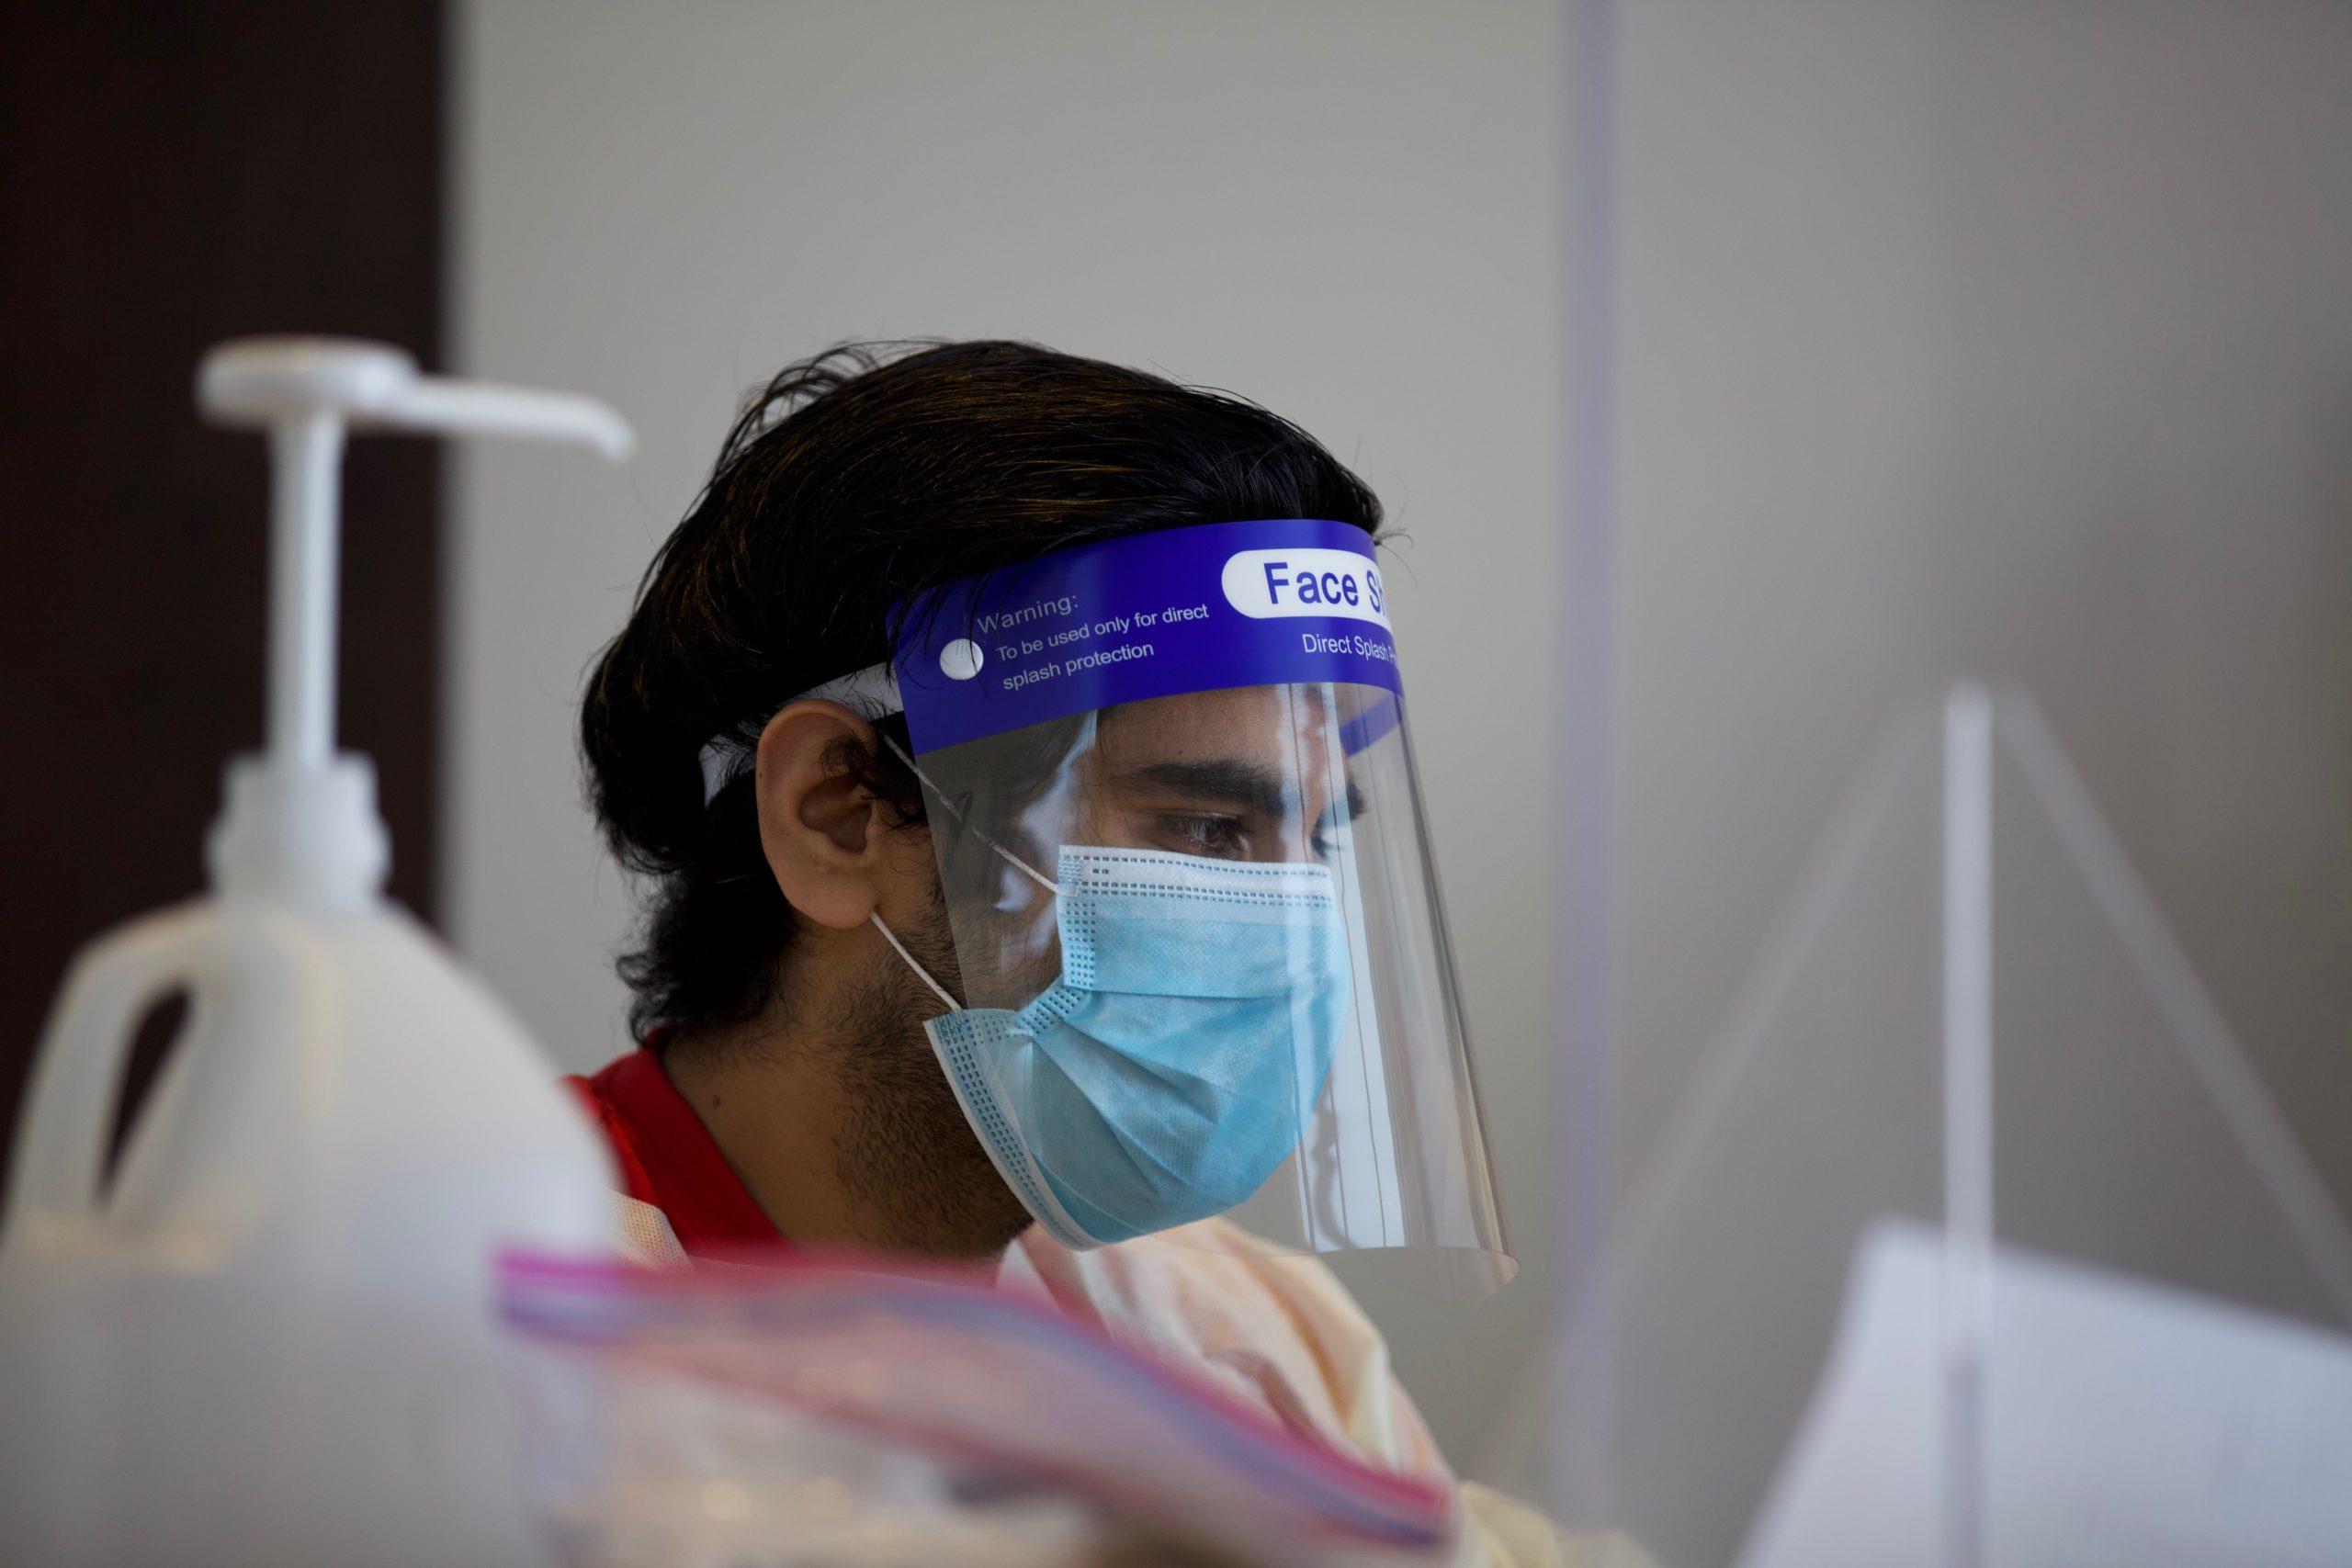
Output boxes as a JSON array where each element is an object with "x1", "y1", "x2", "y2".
[{"x1": 564, "y1": 1046, "x2": 784, "y2": 1261}]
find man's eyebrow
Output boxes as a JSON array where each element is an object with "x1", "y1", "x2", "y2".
[
  {"x1": 1114, "y1": 761, "x2": 1368, "y2": 827},
  {"x1": 1114, "y1": 760, "x2": 1301, "y2": 818}
]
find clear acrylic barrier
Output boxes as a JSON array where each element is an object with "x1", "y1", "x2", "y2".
[{"x1": 1555, "y1": 685, "x2": 2352, "y2": 1568}]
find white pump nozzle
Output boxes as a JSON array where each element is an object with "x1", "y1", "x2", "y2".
[
  {"x1": 197, "y1": 337, "x2": 631, "y2": 905},
  {"x1": 200, "y1": 338, "x2": 634, "y2": 459}
]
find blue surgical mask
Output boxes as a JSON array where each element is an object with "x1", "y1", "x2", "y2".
[{"x1": 874, "y1": 844, "x2": 1351, "y2": 1249}]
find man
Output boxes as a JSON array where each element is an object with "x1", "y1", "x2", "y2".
[{"x1": 571, "y1": 340, "x2": 1599, "y2": 1565}]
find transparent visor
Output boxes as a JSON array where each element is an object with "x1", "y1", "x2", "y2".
[{"x1": 908, "y1": 679, "x2": 1513, "y2": 1300}]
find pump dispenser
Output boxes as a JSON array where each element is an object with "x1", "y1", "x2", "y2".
[{"x1": 0, "y1": 340, "x2": 632, "y2": 1567}]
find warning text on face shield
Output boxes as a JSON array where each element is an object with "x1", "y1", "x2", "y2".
[
  {"x1": 992, "y1": 603, "x2": 1210, "y2": 694},
  {"x1": 1002, "y1": 641, "x2": 1158, "y2": 693}
]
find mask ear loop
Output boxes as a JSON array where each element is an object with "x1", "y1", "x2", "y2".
[
  {"x1": 865, "y1": 728, "x2": 1060, "y2": 1013},
  {"x1": 868, "y1": 910, "x2": 963, "y2": 1013}
]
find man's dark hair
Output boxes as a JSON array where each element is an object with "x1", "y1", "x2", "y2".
[{"x1": 580, "y1": 339, "x2": 1384, "y2": 1039}]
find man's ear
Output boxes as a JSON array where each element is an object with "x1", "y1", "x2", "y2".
[{"x1": 752, "y1": 701, "x2": 902, "y2": 931}]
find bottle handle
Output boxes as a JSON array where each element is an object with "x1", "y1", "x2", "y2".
[{"x1": 3, "y1": 913, "x2": 229, "y2": 1242}]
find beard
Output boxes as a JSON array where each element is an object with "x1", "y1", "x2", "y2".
[{"x1": 821, "y1": 893, "x2": 1037, "y2": 1257}]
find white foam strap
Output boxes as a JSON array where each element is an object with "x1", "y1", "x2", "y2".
[{"x1": 697, "y1": 662, "x2": 903, "y2": 804}]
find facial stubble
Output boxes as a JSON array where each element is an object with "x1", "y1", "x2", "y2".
[{"x1": 823, "y1": 897, "x2": 1036, "y2": 1257}]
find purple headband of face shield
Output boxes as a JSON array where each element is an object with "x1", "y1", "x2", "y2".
[{"x1": 698, "y1": 517, "x2": 1408, "y2": 803}]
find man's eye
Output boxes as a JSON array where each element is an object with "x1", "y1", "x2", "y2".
[{"x1": 1166, "y1": 814, "x2": 1250, "y2": 859}]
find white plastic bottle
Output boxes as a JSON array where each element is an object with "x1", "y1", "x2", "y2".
[{"x1": 0, "y1": 340, "x2": 632, "y2": 1566}]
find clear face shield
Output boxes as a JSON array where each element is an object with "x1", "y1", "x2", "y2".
[{"x1": 706, "y1": 520, "x2": 1513, "y2": 1300}]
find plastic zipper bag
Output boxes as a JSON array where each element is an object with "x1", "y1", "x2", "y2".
[{"x1": 499, "y1": 1247, "x2": 1455, "y2": 1566}]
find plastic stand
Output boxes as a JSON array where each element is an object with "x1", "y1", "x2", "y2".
[{"x1": 1553, "y1": 683, "x2": 2352, "y2": 1568}]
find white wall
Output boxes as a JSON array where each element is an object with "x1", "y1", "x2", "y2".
[
  {"x1": 1581, "y1": 11, "x2": 2352, "y2": 1541},
  {"x1": 1611, "y1": 0, "x2": 2352, "y2": 1207},
  {"x1": 448, "y1": 0, "x2": 1564, "y2": 1471}
]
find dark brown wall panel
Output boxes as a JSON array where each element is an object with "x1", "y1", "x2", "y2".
[{"x1": 0, "y1": 2, "x2": 445, "y2": 1194}]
